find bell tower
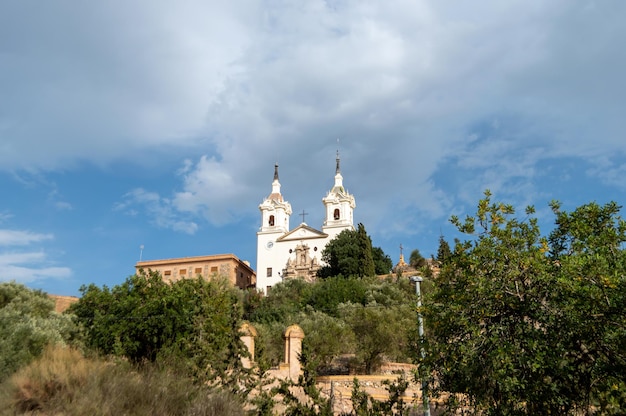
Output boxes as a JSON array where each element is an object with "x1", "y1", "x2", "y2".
[
  {"x1": 259, "y1": 164, "x2": 291, "y2": 233},
  {"x1": 257, "y1": 164, "x2": 292, "y2": 294},
  {"x1": 322, "y1": 151, "x2": 355, "y2": 239}
]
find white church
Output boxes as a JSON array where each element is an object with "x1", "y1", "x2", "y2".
[{"x1": 256, "y1": 154, "x2": 356, "y2": 294}]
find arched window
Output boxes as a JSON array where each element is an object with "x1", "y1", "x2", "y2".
[
  {"x1": 333, "y1": 209, "x2": 340, "y2": 220},
  {"x1": 269, "y1": 215, "x2": 275, "y2": 226}
]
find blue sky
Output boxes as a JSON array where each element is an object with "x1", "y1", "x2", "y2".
[{"x1": 1, "y1": 1, "x2": 625, "y2": 296}]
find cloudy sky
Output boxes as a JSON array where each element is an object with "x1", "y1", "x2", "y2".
[{"x1": 1, "y1": 1, "x2": 625, "y2": 296}]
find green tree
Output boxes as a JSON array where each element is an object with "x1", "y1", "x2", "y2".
[
  {"x1": 317, "y1": 223, "x2": 380, "y2": 278},
  {"x1": 409, "y1": 248, "x2": 426, "y2": 268},
  {"x1": 0, "y1": 282, "x2": 78, "y2": 381},
  {"x1": 298, "y1": 310, "x2": 356, "y2": 374},
  {"x1": 372, "y1": 246, "x2": 393, "y2": 275},
  {"x1": 436, "y1": 235, "x2": 452, "y2": 265},
  {"x1": 341, "y1": 302, "x2": 415, "y2": 374},
  {"x1": 244, "y1": 278, "x2": 312, "y2": 324},
  {"x1": 422, "y1": 191, "x2": 626, "y2": 414},
  {"x1": 308, "y1": 276, "x2": 369, "y2": 316},
  {"x1": 547, "y1": 200, "x2": 626, "y2": 412},
  {"x1": 357, "y1": 223, "x2": 376, "y2": 277},
  {"x1": 70, "y1": 271, "x2": 251, "y2": 390},
  {"x1": 70, "y1": 270, "x2": 180, "y2": 363}
]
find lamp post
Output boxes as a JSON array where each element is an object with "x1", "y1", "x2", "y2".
[{"x1": 410, "y1": 275, "x2": 430, "y2": 416}]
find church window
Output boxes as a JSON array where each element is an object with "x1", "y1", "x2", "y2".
[
  {"x1": 267, "y1": 267, "x2": 272, "y2": 277},
  {"x1": 334, "y1": 209, "x2": 340, "y2": 220},
  {"x1": 269, "y1": 215, "x2": 275, "y2": 226}
]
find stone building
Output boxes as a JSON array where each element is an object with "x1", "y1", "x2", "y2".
[
  {"x1": 256, "y1": 153, "x2": 356, "y2": 294},
  {"x1": 136, "y1": 253, "x2": 256, "y2": 290}
]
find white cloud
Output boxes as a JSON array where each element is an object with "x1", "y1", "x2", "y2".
[
  {"x1": 117, "y1": 188, "x2": 199, "y2": 234},
  {"x1": 0, "y1": 264, "x2": 72, "y2": 284},
  {"x1": 0, "y1": 238, "x2": 72, "y2": 285},
  {"x1": 173, "y1": 156, "x2": 251, "y2": 225},
  {"x1": 586, "y1": 156, "x2": 626, "y2": 191},
  {"x1": 0, "y1": 230, "x2": 53, "y2": 246}
]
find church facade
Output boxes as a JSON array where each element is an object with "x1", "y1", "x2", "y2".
[{"x1": 256, "y1": 155, "x2": 356, "y2": 294}]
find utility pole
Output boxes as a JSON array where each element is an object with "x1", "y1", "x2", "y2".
[{"x1": 411, "y1": 275, "x2": 430, "y2": 416}]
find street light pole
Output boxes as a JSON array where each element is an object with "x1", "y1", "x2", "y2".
[{"x1": 410, "y1": 275, "x2": 430, "y2": 416}]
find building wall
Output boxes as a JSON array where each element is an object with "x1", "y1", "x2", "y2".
[
  {"x1": 136, "y1": 254, "x2": 256, "y2": 290},
  {"x1": 48, "y1": 294, "x2": 79, "y2": 313},
  {"x1": 257, "y1": 232, "x2": 329, "y2": 292}
]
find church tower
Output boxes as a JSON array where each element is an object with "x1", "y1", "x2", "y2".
[
  {"x1": 256, "y1": 164, "x2": 292, "y2": 293},
  {"x1": 259, "y1": 164, "x2": 291, "y2": 233},
  {"x1": 321, "y1": 151, "x2": 356, "y2": 239}
]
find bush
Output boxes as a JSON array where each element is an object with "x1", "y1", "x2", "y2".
[
  {"x1": 0, "y1": 345, "x2": 244, "y2": 416},
  {"x1": 0, "y1": 282, "x2": 78, "y2": 382}
]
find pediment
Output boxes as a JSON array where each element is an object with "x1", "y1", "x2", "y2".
[{"x1": 277, "y1": 223, "x2": 328, "y2": 241}]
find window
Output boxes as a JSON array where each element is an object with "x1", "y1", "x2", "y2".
[
  {"x1": 334, "y1": 208, "x2": 340, "y2": 220},
  {"x1": 179, "y1": 269, "x2": 186, "y2": 276},
  {"x1": 269, "y1": 215, "x2": 275, "y2": 226},
  {"x1": 267, "y1": 267, "x2": 272, "y2": 277},
  {"x1": 211, "y1": 266, "x2": 218, "y2": 273},
  {"x1": 195, "y1": 268, "x2": 202, "y2": 275},
  {"x1": 164, "y1": 270, "x2": 171, "y2": 276}
]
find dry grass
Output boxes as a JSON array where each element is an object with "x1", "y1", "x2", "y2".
[{"x1": 0, "y1": 345, "x2": 244, "y2": 416}]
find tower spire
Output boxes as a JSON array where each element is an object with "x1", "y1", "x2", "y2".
[
  {"x1": 323, "y1": 146, "x2": 355, "y2": 231},
  {"x1": 268, "y1": 164, "x2": 283, "y2": 201}
]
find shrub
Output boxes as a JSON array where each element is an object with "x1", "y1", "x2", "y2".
[
  {"x1": 0, "y1": 345, "x2": 244, "y2": 416},
  {"x1": 0, "y1": 281, "x2": 78, "y2": 382}
]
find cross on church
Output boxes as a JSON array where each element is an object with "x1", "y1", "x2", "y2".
[
  {"x1": 399, "y1": 243, "x2": 404, "y2": 256},
  {"x1": 300, "y1": 210, "x2": 309, "y2": 223}
]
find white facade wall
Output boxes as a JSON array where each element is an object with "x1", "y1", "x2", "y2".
[{"x1": 256, "y1": 229, "x2": 330, "y2": 293}]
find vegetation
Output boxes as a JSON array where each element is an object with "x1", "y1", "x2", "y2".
[
  {"x1": 372, "y1": 246, "x2": 393, "y2": 275},
  {"x1": 409, "y1": 249, "x2": 426, "y2": 269},
  {"x1": 422, "y1": 190, "x2": 626, "y2": 414},
  {"x1": 436, "y1": 235, "x2": 452, "y2": 265},
  {"x1": 0, "y1": 282, "x2": 78, "y2": 382},
  {"x1": 0, "y1": 345, "x2": 244, "y2": 416},
  {"x1": 70, "y1": 270, "x2": 252, "y2": 391},
  {"x1": 245, "y1": 275, "x2": 416, "y2": 375},
  {"x1": 317, "y1": 223, "x2": 388, "y2": 278}
]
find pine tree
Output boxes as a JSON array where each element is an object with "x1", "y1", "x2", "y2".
[
  {"x1": 436, "y1": 235, "x2": 452, "y2": 265},
  {"x1": 357, "y1": 223, "x2": 376, "y2": 277}
]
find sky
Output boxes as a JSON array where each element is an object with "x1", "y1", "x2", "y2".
[{"x1": 1, "y1": 1, "x2": 625, "y2": 296}]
